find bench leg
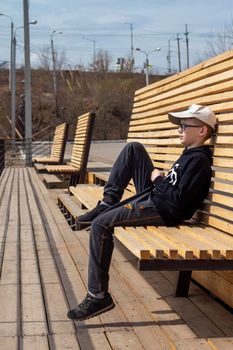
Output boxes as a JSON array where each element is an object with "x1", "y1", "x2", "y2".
[
  {"x1": 69, "y1": 174, "x2": 80, "y2": 187},
  {"x1": 174, "y1": 270, "x2": 192, "y2": 297}
]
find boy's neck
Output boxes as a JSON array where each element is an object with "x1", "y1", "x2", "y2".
[{"x1": 186, "y1": 140, "x2": 206, "y2": 149}]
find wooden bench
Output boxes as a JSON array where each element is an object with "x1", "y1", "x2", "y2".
[
  {"x1": 33, "y1": 122, "x2": 69, "y2": 172},
  {"x1": 42, "y1": 112, "x2": 95, "y2": 188},
  {"x1": 58, "y1": 49, "x2": 233, "y2": 303}
]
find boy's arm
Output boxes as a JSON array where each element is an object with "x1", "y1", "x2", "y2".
[
  {"x1": 152, "y1": 157, "x2": 211, "y2": 209},
  {"x1": 151, "y1": 168, "x2": 165, "y2": 181}
]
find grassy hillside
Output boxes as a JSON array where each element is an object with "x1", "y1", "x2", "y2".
[{"x1": 0, "y1": 69, "x2": 169, "y2": 140}]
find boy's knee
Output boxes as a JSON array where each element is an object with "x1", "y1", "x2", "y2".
[
  {"x1": 125, "y1": 142, "x2": 144, "y2": 152},
  {"x1": 91, "y1": 214, "x2": 107, "y2": 228}
]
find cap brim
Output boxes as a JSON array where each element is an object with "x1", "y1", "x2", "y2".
[{"x1": 168, "y1": 111, "x2": 194, "y2": 126}]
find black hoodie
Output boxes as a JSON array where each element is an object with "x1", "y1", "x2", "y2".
[{"x1": 151, "y1": 145, "x2": 212, "y2": 226}]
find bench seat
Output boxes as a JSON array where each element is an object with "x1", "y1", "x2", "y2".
[{"x1": 69, "y1": 184, "x2": 233, "y2": 261}]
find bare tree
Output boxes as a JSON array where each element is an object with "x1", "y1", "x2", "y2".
[
  {"x1": 38, "y1": 46, "x2": 51, "y2": 70},
  {"x1": 55, "y1": 50, "x2": 67, "y2": 71},
  {"x1": 38, "y1": 46, "x2": 67, "y2": 71},
  {"x1": 90, "y1": 49, "x2": 112, "y2": 73},
  {"x1": 204, "y1": 19, "x2": 233, "y2": 58}
]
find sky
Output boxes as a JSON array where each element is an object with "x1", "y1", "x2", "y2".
[{"x1": 0, "y1": 0, "x2": 233, "y2": 74}]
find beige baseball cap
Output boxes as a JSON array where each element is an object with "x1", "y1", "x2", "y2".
[{"x1": 168, "y1": 104, "x2": 217, "y2": 130}]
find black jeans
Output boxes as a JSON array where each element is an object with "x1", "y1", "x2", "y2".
[{"x1": 88, "y1": 142, "x2": 165, "y2": 294}]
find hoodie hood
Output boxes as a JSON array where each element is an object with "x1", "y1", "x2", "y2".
[{"x1": 183, "y1": 145, "x2": 212, "y2": 158}]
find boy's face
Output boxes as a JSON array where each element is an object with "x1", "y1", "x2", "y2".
[{"x1": 178, "y1": 117, "x2": 207, "y2": 148}]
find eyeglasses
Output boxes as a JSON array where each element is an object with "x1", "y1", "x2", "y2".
[{"x1": 178, "y1": 123, "x2": 203, "y2": 132}]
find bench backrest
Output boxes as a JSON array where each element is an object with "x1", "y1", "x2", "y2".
[
  {"x1": 70, "y1": 112, "x2": 95, "y2": 182},
  {"x1": 127, "y1": 49, "x2": 233, "y2": 236},
  {"x1": 51, "y1": 122, "x2": 69, "y2": 162}
]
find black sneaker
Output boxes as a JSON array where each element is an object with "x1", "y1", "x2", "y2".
[
  {"x1": 67, "y1": 292, "x2": 115, "y2": 321},
  {"x1": 77, "y1": 201, "x2": 108, "y2": 224}
]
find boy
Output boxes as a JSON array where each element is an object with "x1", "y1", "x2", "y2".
[{"x1": 67, "y1": 104, "x2": 217, "y2": 321}]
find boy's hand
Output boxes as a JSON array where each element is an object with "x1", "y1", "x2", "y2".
[{"x1": 151, "y1": 168, "x2": 165, "y2": 182}]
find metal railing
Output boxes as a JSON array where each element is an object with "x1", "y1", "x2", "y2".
[
  {"x1": 0, "y1": 126, "x2": 55, "y2": 172},
  {"x1": 31, "y1": 125, "x2": 54, "y2": 159},
  {"x1": 0, "y1": 139, "x2": 4, "y2": 176},
  {"x1": 0, "y1": 139, "x2": 30, "y2": 169}
]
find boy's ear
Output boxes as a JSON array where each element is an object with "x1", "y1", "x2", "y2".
[
  {"x1": 200, "y1": 125, "x2": 211, "y2": 140},
  {"x1": 199, "y1": 125, "x2": 208, "y2": 137}
]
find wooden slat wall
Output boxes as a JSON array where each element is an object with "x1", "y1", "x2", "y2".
[
  {"x1": 33, "y1": 123, "x2": 68, "y2": 164},
  {"x1": 70, "y1": 113, "x2": 91, "y2": 169},
  {"x1": 50, "y1": 123, "x2": 68, "y2": 161}
]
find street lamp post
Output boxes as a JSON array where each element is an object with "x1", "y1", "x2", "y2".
[
  {"x1": 83, "y1": 37, "x2": 96, "y2": 68},
  {"x1": 0, "y1": 13, "x2": 15, "y2": 148},
  {"x1": 176, "y1": 33, "x2": 182, "y2": 72},
  {"x1": 167, "y1": 35, "x2": 175, "y2": 74},
  {"x1": 0, "y1": 13, "x2": 13, "y2": 91},
  {"x1": 125, "y1": 22, "x2": 134, "y2": 72},
  {"x1": 12, "y1": 21, "x2": 37, "y2": 145},
  {"x1": 23, "y1": 0, "x2": 38, "y2": 166},
  {"x1": 23, "y1": 0, "x2": 32, "y2": 165},
  {"x1": 51, "y1": 30, "x2": 63, "y2": 117},
  {"x1": 136, "y1": 47, "x2": 161, "y2": 85}
]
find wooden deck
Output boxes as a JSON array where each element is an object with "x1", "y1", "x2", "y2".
[{"x1": 1, "y1": 167, "x2": 233, "y2": 349}]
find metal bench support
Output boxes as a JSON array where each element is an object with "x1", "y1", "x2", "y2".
[{"x1": 174, "y1": 270, "x2": 192, "y2": 297}]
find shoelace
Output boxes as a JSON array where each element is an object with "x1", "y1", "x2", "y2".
[{"x1": 78, "y1": 295, "x2": 93, "y2": 311}]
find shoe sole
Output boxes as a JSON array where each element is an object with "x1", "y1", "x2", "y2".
[
  {"x1": 76, "y1": 219, "x2": 92, "y2": 224},
  {"x1": 69, "y1": 302, "x2": 115, "y2": 321},
  {"x1": 75, "y1": 220, "x2": 92, "y2": 230}
]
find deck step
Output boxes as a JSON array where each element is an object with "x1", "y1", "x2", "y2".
[
  {"x1": 69, "y1": 184, "x2": 104, "y2": 209},
  {"x1": 57, "y1": 192, "x2": 88, "y2": 229},
  {"x1": 34, "y1": 163, "x2": 46, "y2": 173},
  {"x1": 42, "y1": 174, "x2": 65, "y2": 189}
]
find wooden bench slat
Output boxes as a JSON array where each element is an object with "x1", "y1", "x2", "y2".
[
  {"x1": 114, "y1": 227, "x2": 151, "y2": 260},
  {"x1": 124, "y1": 227, "x2": 178, "y2": 259},
  {"x1": 147, "y1": 226, "x2": 209, "y2": 259},
  {"x1": 200, "y1": 214, "x2": 233, "y2": 237},
  {"x1": 213, "y1": 171, "x2": 233, "y2": 182},
  {"x1": 177, "y1": 225, "x2": 233, "y2": 259},
  {"x1": 133, "y1": 89, "x2": 233, "y2": 115},
  {"x1": 69, "y1": 185, "x2": 103, "y2": 208},
  {"x1": 208, "y1": 192, "x2": 233, "y2": 207},
  {"x1": 134, "y1": 73, "x2": 233, "y2": 110}
]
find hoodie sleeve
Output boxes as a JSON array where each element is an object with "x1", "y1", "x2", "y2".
[{"x1": 152, "y1": 156, "x2": 211, "y2": 210}]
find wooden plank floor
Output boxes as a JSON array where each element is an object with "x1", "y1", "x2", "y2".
[{"x1": 1, "y1": 168, "x2": 233, "y2": 349}]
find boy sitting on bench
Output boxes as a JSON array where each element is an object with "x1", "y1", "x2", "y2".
[{"x1": 67, "y1": 104, "x2": 217, "y2": 321}]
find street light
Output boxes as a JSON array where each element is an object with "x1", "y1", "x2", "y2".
[
  {"x1": 23, "y1": 0, "x2": 38, "y2": 166},
  {"x1": 51, "y1": 30, "x2": 63, "y2": 117},
  {"x1": 136, "y1": 47, "x2": 161, "y2": 85},
  {"x1": 10, "y1": 20, "x2": 37, "y2": 149},
  {"x1": 167, "y1": 36, "x2": 176, "y2": 73},
  {"x1": 14, "y1": 20, "x2": 38, "y2": 34},
  {"x1": 0, "y1": 13, "x2": 13, "y2": 91},
  {"x1": 0, "y1": 12, "x2": 15, "y2": 149},
  {"x1": 82, "y1": 37, "x2": 96, "y2": 68},
  {"x1": 125, "y1": 22, "x2": 134, "y2": 72},
  {"x1": 176, "y1": 34, "x2": 182, "y2": 72}
]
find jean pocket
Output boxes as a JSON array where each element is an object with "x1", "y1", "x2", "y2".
[{"x1": 136, "y1": 198, "x2": 157, "y2": 210}]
